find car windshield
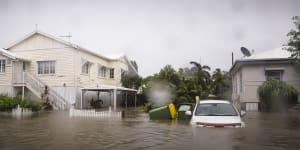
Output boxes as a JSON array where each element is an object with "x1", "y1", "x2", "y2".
[{"x1": 195, "y1": 103, "x2": 238, "y2": 116}]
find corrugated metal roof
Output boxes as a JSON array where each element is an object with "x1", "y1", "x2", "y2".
[
  {"x1": 229, "y1": 47, "x2": 294, "y2": 74},
  {"x1": 240, "y1": 46, "x2": 291, "y2": 60}
]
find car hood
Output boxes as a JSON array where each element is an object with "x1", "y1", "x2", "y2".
[{"x1": 191, "y1": 116, "x2": 242, "y2": 127}]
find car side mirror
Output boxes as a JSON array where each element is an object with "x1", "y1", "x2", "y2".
[
  {"x1": 185, "y1": 110, "x2": 192, "y2": 116},
  {"x1": 240, "y1": 111, "x2": 246, "y2": 117}
]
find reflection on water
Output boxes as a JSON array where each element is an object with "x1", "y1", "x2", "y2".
[{"x1": 0, "y1": 110, "x2": 300, "y2": 150}]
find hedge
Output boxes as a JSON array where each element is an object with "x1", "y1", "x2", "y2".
[{"x1": 258, "y1": 79, "x2": 299, "y2": 112}]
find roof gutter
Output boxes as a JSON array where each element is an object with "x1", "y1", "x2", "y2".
[{"x1": 229, "y1": 58, "x2": 295, "y2": 75}]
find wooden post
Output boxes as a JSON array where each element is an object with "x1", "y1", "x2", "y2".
[
  {"x1": 113, "y1": 89, "x2": 117, "y2": 111},
  {"x1": 80, "y1": 89, "x2": 83, "y2": 109},
  {"x1": 125, "y1": 92, "x2": 128, "y2": 110},
  {"x1": 134, "y1": 93, "x2": 137, "y2": 109},
  {"x1": 22, "y1": 71, "x2": 25, "y2": 101},
  {"x1": 109, "y1": 90, "x2": 112, "y2": 107}
]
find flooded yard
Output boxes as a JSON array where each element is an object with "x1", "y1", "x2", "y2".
[{"x1": 0, "y1": 110, "x2": 300, "y2": 150}]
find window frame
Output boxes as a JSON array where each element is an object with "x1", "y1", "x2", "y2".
[
  {"x1": 98, "y1": 65, "x2": 107, "y2": 78},
  {"x1": 265, "y1": 70, "x2": 283, "y2": 81},
  {"x1": 81, "y1": 62, "x2": 90, "y2": 75},
  {"x1": 0, "y1": 59, "x2": 6, "y2": 73},
  {"x1": 37, "y1": 61, "x2": 56, "y2": 75},
  {"x1": 109, "y1": 68, "x2": 115, "y2": 79}
]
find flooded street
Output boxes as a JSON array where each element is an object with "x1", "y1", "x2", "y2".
[{"x1": 1, "y1": 110, "x2": 300, "y2": 150}]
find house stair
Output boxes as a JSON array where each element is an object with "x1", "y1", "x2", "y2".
[{"x1": 24, "y1": 72, "x2": 70, "y2": 110}]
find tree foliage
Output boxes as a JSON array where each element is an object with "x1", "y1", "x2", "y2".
[
  {"x1": 286, "y1": 16, "x2": 300, "y2": 59},
  {"x1": 121, "y1": 60, "x2": 142, "y2": 90},
  {"x1": 142, "y1": 63, "x2": 231, "y2": 105},
  {"x1": 157, "y1": 65, "x2": 180, "y2": 86},
  {"x1": 211, "y1": 69, "x2": 232, "y2": 99},
  {"x1": 121, "y1": 73, "x2": 142, "y2": 90},
  {"x1": 258, "y1": 79, "x2": 298, "y2": 112}
]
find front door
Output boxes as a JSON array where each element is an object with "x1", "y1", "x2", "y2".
[{"x1": 13, "y1": 61, "x2": 24, "y2": 84}]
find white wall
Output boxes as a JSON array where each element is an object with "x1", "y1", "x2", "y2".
[
  {"x1": 0, "y1": 86, "x2": 14, "y2": 96},
  {"x1": 9, "y1": 34, "x2": 76, "y2": 87},
  {"x1": 5, "y1": 33, "x2": 132, "y2": 105},
  {"x1": 0, "y1": 55, "x2": 12, "y2": 86}
]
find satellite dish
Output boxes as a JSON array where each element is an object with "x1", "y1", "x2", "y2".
[{"x1": 241, "y1": 47, "x2": 251, "y2": 57}]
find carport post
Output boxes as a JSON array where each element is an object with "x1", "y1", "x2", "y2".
[
  {"x1": 134, "y1": 93, "x2": 137, "y2": 109},
  {"x1": 113, "y1": 88, "x2": 117, "y2": 111},
  {"x1": 125, "y1": 92, "x2": 128, "y2": 109},
  {"x1": 80, "y1": 89, "x2": 83, "y2": 109}
]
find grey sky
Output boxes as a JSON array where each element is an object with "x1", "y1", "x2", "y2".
[{"x1": 0, "y1": 0, "x2": 299, "y2": 76}]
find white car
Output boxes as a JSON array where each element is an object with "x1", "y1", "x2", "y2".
[{"x1": 186, "y1": 100, "x2": 245, "y2": 127}]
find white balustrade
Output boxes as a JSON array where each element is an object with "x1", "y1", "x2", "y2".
[
  {"x1": 69, "y1": 107, "x2": 122, "y2": 119},
  {"x1": 23, "y1": 72, "x2": 70, "y2": 110}
]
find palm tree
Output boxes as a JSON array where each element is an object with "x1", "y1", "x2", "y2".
[
  {"x1": 189, "y1": 61, "x2": 212, "y2": 98},
  {"x1": 190, "y1": 61, "x2": 211, "y2": 85},
  {"x1": 212, "y1": 69, "x2": 226, "y2": 97},
  {"x1": 158, "y1": 65, "x2": 180, "y2": 86}
]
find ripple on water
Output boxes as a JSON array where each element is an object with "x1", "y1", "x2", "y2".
[{"x1": 1, "y1": 111, "x2": 300, "y2": 150}]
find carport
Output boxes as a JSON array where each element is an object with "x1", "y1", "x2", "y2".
[{"x1": 80, "y1": 85, "x2": 137, "y2": 111}]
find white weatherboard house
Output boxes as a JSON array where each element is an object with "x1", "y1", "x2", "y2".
[
  {"x1": 230, "y1": 47, "x2": 300, "y2": 112},
  {"x1": 0, "y1": 31, "x2": 138, "y2": 110}
]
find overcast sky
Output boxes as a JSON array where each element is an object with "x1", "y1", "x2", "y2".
[{"x1": 0, "y1": 0, "x2": 299, "y2": 76}]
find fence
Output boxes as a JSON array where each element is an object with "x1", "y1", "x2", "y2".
[
  {"x1": 12, "y1": 105, "x2": 33, "y2": 118},
  {"x1": 69, "y1": 107, "x2": 122, "y2": 119}
]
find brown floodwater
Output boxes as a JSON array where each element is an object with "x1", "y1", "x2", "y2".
[{"x1": 0, "y1": 110, "x2": 300, "y2": 150}]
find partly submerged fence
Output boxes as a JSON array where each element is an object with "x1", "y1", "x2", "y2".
[
  {"x1": 69, "y1": 107, "x2": 122, "y2": 119},
  {"x1": 12, "y1": 105, "x2": 33, "y2": 118}
]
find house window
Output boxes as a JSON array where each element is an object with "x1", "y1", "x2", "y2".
[
  {"x1": 109, "y1": 68, "x2": 114, "y2": 79},
  {"x1": 82, "y1": 62, "x2": 89, "y2": 74},
  {"x1": 37, "y1": 61, "x2": 55, "y2": 74},
  {"x1": 98, "y1": 65, "x2": 106, "y2": 78},
  {"x1": 265, "y1": 70, "x2": 283, "y2": 80},
  {"x1": 0, "y1": 59, "x2": 5, "y2": 73}
]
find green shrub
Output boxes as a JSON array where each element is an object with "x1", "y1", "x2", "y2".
[
  {"x1": 0, "y1": 94, "x2": 19, "y2": 111},
  {"x1": 258, "y1": 79, "x2": 299, "y2": 112},
  {"x1": 0, "y1": 94, "x2": 43, "y2": 112},
  {"x1": 174, "y1": 96, "x2": 190, "y2": 105},
  {"x1": 16, "y1": 96, "x2": 43, "y2": 112}
]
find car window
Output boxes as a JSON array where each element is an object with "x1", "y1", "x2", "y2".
[
  {"x1": 195, "y1": 103, "x2": 238, "y2": 116},
  {"x1": 178, "y1": 105, "x2": 191, "y2": 111}
]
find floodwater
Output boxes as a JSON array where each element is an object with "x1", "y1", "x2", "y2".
[{"x1": 0, "y1": 110, "x2": 300, "y2": 150}]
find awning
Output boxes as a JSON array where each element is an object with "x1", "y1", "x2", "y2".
[
  {"x1": 264, "y1": 67, "x2": 285, "y2": 71},
  {"x1": 81, "y1": 85, "x2": 137, "y2": 92}
]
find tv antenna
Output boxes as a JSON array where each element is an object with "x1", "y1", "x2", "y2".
[
  {"x1": 35, "y1": 24, "x2": 38, "y2": 31},
  {"x1": 59, "y1": 32, "x2": 72, "y2": 43},
  {"x1": 240, "y1": 46, "x2": 251, "y2": 57}
]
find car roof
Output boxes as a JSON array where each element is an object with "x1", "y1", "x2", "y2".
[{"x1": 198, "y1": 100, "x2": 231, "y2": 104}]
